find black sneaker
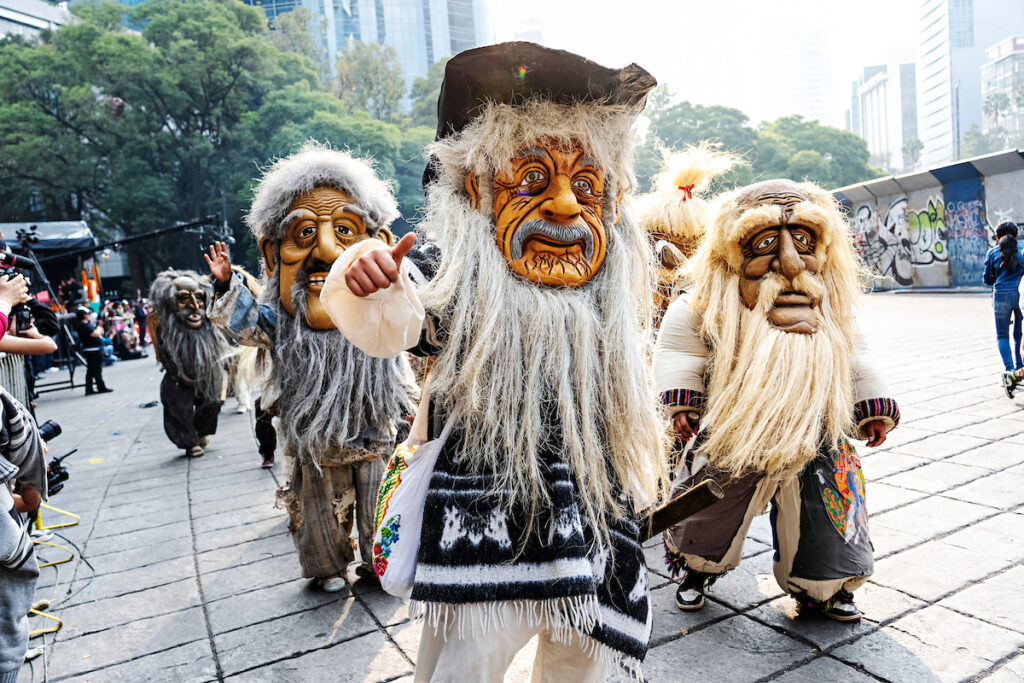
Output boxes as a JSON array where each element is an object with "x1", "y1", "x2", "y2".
[
  {"x1": 801, "y1": 589, "x2": 862, "y2": 623},
  {"x1": 675, "y1": 570, "x2": 713, "y2": 611},
  {"x1": 261, "y1": 455, "x2": 275, "y2": 469},
  {"x1": 1002, "y1": 372, "x2": 1016, "y2": 399}
]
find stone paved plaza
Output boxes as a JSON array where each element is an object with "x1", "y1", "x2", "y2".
[{"x1": 12, "y1": 292, "x2": 1024, "y2": 682}]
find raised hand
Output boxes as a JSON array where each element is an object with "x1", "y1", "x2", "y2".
[
  {"x1": 203, "y1": 241, "x2": 233, "y2": 282},
  {"x1": 345, "y1": 232, "x2": 416, "y2": 297}
]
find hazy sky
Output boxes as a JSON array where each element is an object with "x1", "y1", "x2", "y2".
[{"x1": 490, "y1": 0, "x2": 919, "y2": 129}]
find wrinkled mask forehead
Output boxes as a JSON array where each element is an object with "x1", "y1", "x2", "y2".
[{"x1": 172, "y1": 276, "x2": 201, "y2": 294}]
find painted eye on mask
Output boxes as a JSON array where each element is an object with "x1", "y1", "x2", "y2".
[
  {"x1": 335, "y1": 224, "x2": 352, "y2": 236},
  {"x1": 790, "y1": 229, "x2": 816, "y2": 252},
  {"x1": 299, "y1": 225, "x2": 317, "y2": 239},
  {"x1": 520, "y1": 170, "x2": 545, "y2": 186},
  {"x1": 572, "y1": 178, "x2": 593, "y2": 196},
  {"x1": 754, "y1": 233, "x2": 778, "y2": 253}
]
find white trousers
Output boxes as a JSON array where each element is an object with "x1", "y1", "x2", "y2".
[{"x1": 414, "y1": 604, "x2": 608, "y2": 683}]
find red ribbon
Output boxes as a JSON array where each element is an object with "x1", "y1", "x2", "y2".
[{"x1": 677, "y1": 184, "x2": 694, "y2": 200}]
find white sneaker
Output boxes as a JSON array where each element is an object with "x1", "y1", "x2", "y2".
[{"x1": 318, "y1": 576, "x2": 346, "y2": 593}]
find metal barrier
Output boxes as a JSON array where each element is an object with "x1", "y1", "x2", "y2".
[{"x1": 0, "y1": 352, "x2": 30, "y2": 407}]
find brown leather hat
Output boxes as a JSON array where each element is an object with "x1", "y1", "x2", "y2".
[{"x1": 423, "y1": 41, "x2": 656, "y2": 187}]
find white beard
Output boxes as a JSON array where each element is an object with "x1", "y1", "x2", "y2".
[
  {"x1": 698, "y1": 271, "x2": 855, "y2": 479},
  {"x1": 417, "y1": 188, "x2": 667, "y2": 535}
]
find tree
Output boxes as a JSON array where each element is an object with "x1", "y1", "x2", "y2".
[
  {"x1": 409, "y1": 57, "x2": 448, "y2": 129},
  {"x1": 635, "y1": 100, "x2": 881, "y2": 193},
  {"x1": 636, "y1": 98, "x2": 757, "y2": 192},
  {"x1": 268, "y1": 7, "x2": 329, "y2": 79},
  {"x1": 902, "y1": 136, "x2": 923, "y2": 169},
  {"x1": 983, "y1": 91, "x2": 1011, "y2": 125},
  {"x1": 0, "y1": 0, "x2": 320, "y2": 283},
  {"x1": 336, "y1": 39, "x2": 405, "y2": 121},
  {"x1": 786, "y1": 150, "x2": 830, "y2": 182},
  {"x1": 961, "y1": 123, "x2": 1001, "y2": 158},
  {"x1": 648, "y1": 100, "x2": 758, "y2": 154},
  {"x1": 756, "y1": 116, "x2": 878, "y2": 188}
]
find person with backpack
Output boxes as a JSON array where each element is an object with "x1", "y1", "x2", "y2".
[{"x1": 983, "y1": 220, "x2": 1024, "y2": 397}]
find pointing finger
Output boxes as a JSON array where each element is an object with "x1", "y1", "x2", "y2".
[{"x1": 391, "y1": 233, "x2": 417, "y2": 266}]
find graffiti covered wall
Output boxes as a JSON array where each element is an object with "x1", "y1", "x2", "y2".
[
  {"x1": 839, "y1": 156, "x2": 1024, "y2": 289},
  {"x1": 850, "y1": 193, "x2": 950, "y2": 288}
]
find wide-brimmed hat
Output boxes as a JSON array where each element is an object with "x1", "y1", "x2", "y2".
[{"x1": 423, "y1": 41, "x2": 656, "y2": 187}]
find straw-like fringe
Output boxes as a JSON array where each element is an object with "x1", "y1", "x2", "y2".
[{"x1": 410, "y1": 598, "x2": 646, "y2": 681}]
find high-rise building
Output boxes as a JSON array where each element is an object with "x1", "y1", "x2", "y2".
[
  {"x1": 915, "y1": 0, "x2": 1024, "y2": 167},
  {"x1": 980, "y1": 35, "x2": 1024, "y2": 136},
  {"x1": 853, "y1": 61, "x2": 918, "y2": 172},
  {"x1": 244, "y1": 0, "x2": 494, "y2": 92},
  {"x1": 752, "y1": 17, "x2": 833, "y2": 125},
  {"x1": 0, "y1": 0, "x2": 71, "y2": 39}
]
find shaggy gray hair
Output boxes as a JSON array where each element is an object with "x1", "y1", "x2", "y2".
[
  {"x1": 246, "y1": 141, "x2": 399, "y2": 241},
  {"x1": 258, "y1": 267, "x2": 418, "y2": 465},
  {"x1": 150, "y1": 270, "x2": 232, "y2": 405},
  {"x1": 417, "y1": 185, "x2": 669, "y2": 542}
]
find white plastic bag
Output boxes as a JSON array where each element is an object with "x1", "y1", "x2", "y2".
[{"x1": 371, "y1": 416, "x2": 454, "y2": 597}]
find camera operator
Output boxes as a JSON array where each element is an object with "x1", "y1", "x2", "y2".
[
  {"x1": 74, "y1": 308, "x2": 112, "y2": 395},
  {"x1": 0, "y1": 274, "x2": 29, "y2": 342},
  {"x1": 1, "y1": 305, "x2": 59, "y2": 406},
  {"x1": 0, "y1": 388, "x2": 46, "y2": 683}
]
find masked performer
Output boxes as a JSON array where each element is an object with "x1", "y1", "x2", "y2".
[
  {"x1": 636, "y1": 144, "x2": 737, "y2": 327},
  {"x1": 205, "y1": 143, "x2": 417, "y2": 592},
  {"x1": 149, "y1": 270, "x2": 231, "y2": 458},
  {"x1": 654, "y1": 179, "x2": 900, "y2": 622},
  {"x1": 322, "y1": 42, "x2": 667, "y2": 681}
]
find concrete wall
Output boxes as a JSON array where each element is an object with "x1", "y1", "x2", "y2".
[{"x1": 837, "y1": 151, "x2": 1024, "y2": 289}]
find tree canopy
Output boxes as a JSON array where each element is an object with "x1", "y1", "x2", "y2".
[
  {"x1": 0, "y1": 0, "x2": 430, "y2": 282},
  {"x1": 0, "y1": 11, "x2": 887, "y2": 286},
  {"x1": 636, "y1": 86, "x2": 883, "y2": 192},
  {"x1": 335, "y1": 39, "x2": 405, "y2": 122}
]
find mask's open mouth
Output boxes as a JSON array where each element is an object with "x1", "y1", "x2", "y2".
[{"x1": 305, "y1": 272, "x2": 330, "y2": 291}]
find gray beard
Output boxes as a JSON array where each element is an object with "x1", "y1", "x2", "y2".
[
  {"x1": 260, "y1": 267, "x2": 418, "y2": 462},
  {"x1": 160, "y1": 315, "x2": 230, "y2": 404}
]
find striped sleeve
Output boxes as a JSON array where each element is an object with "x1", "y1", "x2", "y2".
[
  {"x1": 853, "y1": 397, "x2": 901, "y2": 437},
  {"x1": 0, "y1": 482, "x2": 33, "y2": 569}
]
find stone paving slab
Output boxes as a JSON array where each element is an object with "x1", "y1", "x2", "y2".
[{"x1": 13, "y1": 293, "x2": 1024, "y2": 682}]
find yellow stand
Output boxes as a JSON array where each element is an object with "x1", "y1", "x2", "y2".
[
  {"x1": 28, "y1": 600, "x2": 62, "y2": 637},
  {"x1": 34, "y1": 503, "x2": 80, "y2": 530},
  {"x1": 32, "y1": 540, "x2": 74, "y2": 569}
]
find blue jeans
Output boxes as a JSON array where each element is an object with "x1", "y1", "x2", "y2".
[{"x1": 993, "y1": 290, "x2": 1023, "y2": 371}]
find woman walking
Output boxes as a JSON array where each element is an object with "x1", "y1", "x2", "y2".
[{"x1": 983, "y1": 221, "x2": 1024, "y2": 397}]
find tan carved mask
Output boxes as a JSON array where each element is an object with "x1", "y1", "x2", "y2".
[
  {"x1": 172, "y1": 276, "x2": 206, "y2": 329},
  {"x1": 470, "y1": 142, "x2": 608, "y2": 288},
  {"x1": 259, "y1": 186, "x2": 391, "y2": 330},
  {"x1": 736, "y1": 183, "x2": 823, "y2": 334}
]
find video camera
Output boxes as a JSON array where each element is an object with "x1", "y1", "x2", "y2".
[
  {"x1": 0, "y1": 252, "x2": 59, "y2": 336},
  {"x1": 36, "y1": 419, "x2": 74, "y2": 496}
]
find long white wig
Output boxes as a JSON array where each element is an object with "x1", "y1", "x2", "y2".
[{"x1": 419, "y1": 99, "x2": 669, "y2": 535}]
